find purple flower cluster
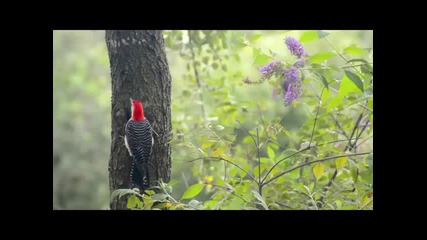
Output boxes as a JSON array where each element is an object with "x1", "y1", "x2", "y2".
[
  {"x1": 282, "y1": 66, "x2": 302, "y2": 106},
  {"x1": 259, "y1": 60, "x2": 280, "y2": 76},
  {"x1": 285, "y1": 37, "x2": 309, "y2": 58},
  {"x1": 294, "y1": 59, "x2": 306, "y2": 68}
]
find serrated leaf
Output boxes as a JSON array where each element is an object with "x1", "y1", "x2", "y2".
[
  {"x1": 314, "y1": 72, "x2": 329, "y2": 90},
  {"x1": 267, "y1": 146, "x2": 275, "y2": 159},
  {"x1": 313, "y1": 163, "x2": 324, "y2": 180},
  {"x1": 317, "y1": 30, "x2": 329, "y2": 39},
  {"x1": 345, "y1": 70, "x2": 364, "y2": 92},
  {"x1": 309, "y1": 52, "x2": 336, "y2": 63},
  {"x1": 299, "y1": 30, "x2": 318, "y2": 43},
  {"x1": 181, "y1": 183, "x2": 204, "y2": 200},
  {"x1": 335, "y1": 157, "x2": 348, "y2": 169}
]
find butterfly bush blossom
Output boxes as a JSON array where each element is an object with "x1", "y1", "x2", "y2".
[
  {"x1": 259, "y1": 60, "x2": 281, "y2": 76},
  {"x1": 294, "y1": 59, "x2": 306, "y2": 68},
  {"x1": 285, "y1": 37, "x2": 309, "y2": 58},
  {"x1": 283, "y1": 66, "x2": 302, "y2": 106}
]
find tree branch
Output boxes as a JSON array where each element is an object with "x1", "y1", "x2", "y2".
[
  {"x1": 188, "y1": 30, "x2": 207, "y2": 124},
  {"x1": 262, "y1": 152, "x2": 372, "y2": 186},
  {"x1": 188, "y1": 157, "x2": 257, "y2": 183}
]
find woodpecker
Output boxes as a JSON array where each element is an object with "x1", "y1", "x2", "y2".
[{"x1": 125, "y1": 98, "x2": 153, "y2": 190}]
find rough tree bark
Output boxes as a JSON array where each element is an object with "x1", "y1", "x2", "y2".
[{"x1": 106, "y1": 30, "x2": 172, "y2": 210}]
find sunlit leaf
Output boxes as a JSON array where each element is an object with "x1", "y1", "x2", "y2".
[
  {"x1": 299, "y1": 30, "x2": 318, "y2": 43},
  {"x1": 309, "y1": 52, "x2": 336, "y2": 63},
  {"x1": 314, "y1": 72, "x2": 329, "y2": 90},
  {"x1": 339, "y1": 74, "x2": 360, "y2": 97},
  {"x1": 252, "y1": 190, "x2": 269, "y2": 210},
  {"x1": 313, "y1": 163, "x2": 324, "y2": 180},
  {"x1": 267, "y1": 146, "x2": 275, "y2": 159},
  {"x1": 317, "y1": 30, "x2": 329, "y2": 38},
  {"x1": 127, "y1": 195, "x2": 139, "y2": 209},
  {"x1": 212, "y1": 148, "x2": 225, "y2": 157},
  {"x1": 181, "y1": 183, "x2": 204, "y2": 200},
  {"x1": 344, "y1": 45, "x2": 365, "y2": 55},
  {"x1": 345, "y1": 71, "x2": 364, "y2": 92},
  {"x1": 336, "y1": 157, "x2": 348, "y2": 169}
]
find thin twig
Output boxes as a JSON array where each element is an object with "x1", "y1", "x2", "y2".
[
  {"x1": 324, "y1": 36, "x2": 363, "y2": 76},
  {"x1": 208, "y1": 183, "x2": 249, "y2": 203},
  {"x1": 236, "y1": 120, "x2": 257, "y2": 151},
  {"x1": 188, "y1": 157, "x2": 257, "y2": 183},
  {"x1": 257, "y1": 127, "x2": 262, "y2": 196},
  {"x1": 188, "y1": 30, "x2": 207, "y2": 124},
  {"x1": 261, "y1": 137, "x2": 367, "y2": 184},
  {"x1": 359, "y1": 199, "x2": 373, "y2": 210},
  {"x1": 317, "y1": 104, "x2": 369, "y2": 209},
  {"x1": 330, "y1": 113, "x2": 348, "y2": 139},
  {"x1": 262, "y1": 152, "x2": 372, "y2": 186}
]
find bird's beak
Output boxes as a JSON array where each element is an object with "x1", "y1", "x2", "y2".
[{"x1": 130, "y1": 98, "x2": 133, "y2": 103}]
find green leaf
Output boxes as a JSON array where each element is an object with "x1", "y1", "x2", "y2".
[
  {"x1": 352, "y1": 167, "x2": 359, "y2": 183},
  {"x1": 361, "y1": 64, "x2": 373, "y2": 74},
  {"x1": 144, "y1": 190, "x2": 156, "y2": 196},
  {"x1": 317, "y1": 30, "x2": 329, "y2": 39},
  {"x1": 345, "y1": 70, "x2": 364, "y2": 92},
  {"x1": 127, "y1": 195, "x2": 139, "y2": 209},
  {"x1": 299, "y1": 30, "x2": 318, "y2": 43},
  {"x1": 346, "y1": 58, "x2": 369, "y2": 65},
  {"x1": 314, "y1": 72, "x2": 329, "y2": 89},
  {"x1": 335, "y1": 157, "x2": 348, "y2": 169},
  {"x1": 212, "y1": 148, "x2": 225, "y2": 157},
  {"x1": 321, "y1": 88, "x2": 330, "y2": 104},
  {"x1": 110, "y1": 189, "x2": 138, "y2": 202},
  {"x1": 252, "y1": 190, "x2": 269, "y2": 210},
  {"x1": 267, "y1": 146, "x2": 275, "y2": 159},
  {"x1": 181, "y1": 183, "x2": 204, "y2": 200},
  {"x1": 339, "y1": 75, "x2": 360, "y2": 97},
  {"x1": 344, "y1": 45, "x2": 365, "y2": 55},
  {"x1": 213, "y1": 125, "x2": 225, "y2": 131},
  {"x1": 182, "y1": 89, "x2": 192, "y2": 97},
  {"x1": 202, "y1": 56, "x2": 209, "y2": 65},
  {"x1": 251, "y1": 34, "x2": 262, "y2": 42},
  {"x1": 313, "y1": 163, "x2": 324, "y2": 180},
  {"x1": 151, "y1": 193, "x2": 168, "y2": 201},
  {"x1": 309, "y1": 52, "x2": 336, "y2": 63}
]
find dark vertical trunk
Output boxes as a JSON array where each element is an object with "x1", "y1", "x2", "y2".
[{"x1": 106, "y1": 30, "x2": 172, "y2": 210}]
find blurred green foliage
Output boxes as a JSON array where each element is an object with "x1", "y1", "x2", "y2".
[{"x1": 53, "y1": 30, "x2": 373, "y2": 210}]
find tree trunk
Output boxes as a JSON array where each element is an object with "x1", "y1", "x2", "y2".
[{"x1": 106, "y1": 30, "x2": 172, "y2": 210}]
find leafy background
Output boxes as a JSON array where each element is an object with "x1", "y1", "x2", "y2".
[{"x1": 53, "y1": 30, "x2": 373, "y2": 210}]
